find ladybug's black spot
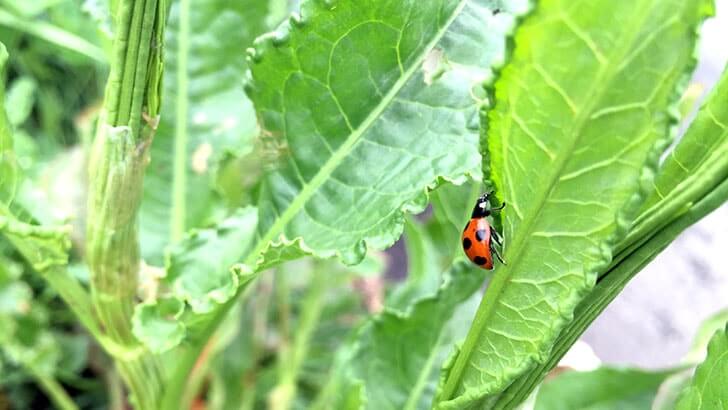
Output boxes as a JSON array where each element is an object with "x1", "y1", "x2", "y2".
[
  {"x1": 474, "y1": 256, "x2": 488, "y2": 265},
  {"x1": 462, "y1": 238, "x2": 472, "y2": 250},
  {"x1": 475, "y1": 229, "x2": 488, "y2": 242}
]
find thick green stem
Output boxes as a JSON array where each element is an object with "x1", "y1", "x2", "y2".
[{"x1": 86, "y1": 0, "x2": 168, "y2": 408}]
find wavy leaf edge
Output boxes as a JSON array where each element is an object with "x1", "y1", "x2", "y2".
[{"x1": 241, "y1": 0, "x2": 529, "y2": 272}]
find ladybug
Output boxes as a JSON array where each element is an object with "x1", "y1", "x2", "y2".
[{"x1": 462, "y1": 192, "x2": 506, "y2": 270}]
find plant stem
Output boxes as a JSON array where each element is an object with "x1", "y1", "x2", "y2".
[
  {"x1": 179, "y1": 338, "x2": 215, "y2": 410},
  {"x1": 170, "y1": 0, "x2": 190, "y2": 243},
  {"x1": 30, "y1": 369, "x2": 79, "y2": 410},
  {"x1": 160, "y1": 279, "x2": 258, "y2": 410},
  {"x1": 269, "y1": 266, "x2": 327, "y2": 410},
  {"x1": 240, "y1": 273, "x2": 275, "y2": 410},
  {"x1": 86, "y1": 0, "x2": 168, "y2": 408},
  {"x1": 106, "y1": 370, "x2": 125, "y2": 410}
]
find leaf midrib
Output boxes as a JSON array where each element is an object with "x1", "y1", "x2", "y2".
[
  {"x1": 440, "y1": 0, "x2": 665, "y2": 401},
  {"x1": 243, "y1": 0, "x2": 470, "y2": 267}
]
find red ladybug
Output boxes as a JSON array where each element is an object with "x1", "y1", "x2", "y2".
[{"x1": 462, "y1": 192, "x2": 506, "y2": 270}]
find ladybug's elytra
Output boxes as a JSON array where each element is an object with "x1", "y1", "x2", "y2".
[{"x1": 462, "y1": 192, "x2": 506, "y2": 270}]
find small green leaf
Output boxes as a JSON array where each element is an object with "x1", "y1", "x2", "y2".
[
  {"x1": 325, "y1": 262, "x2": 486, "y2": 410},
  {"x1": 676, "y1": 324, "x2": 728, "y2": 409},
  {"x1": 437, "y1": 0, "x2": 713, "y2": 407},
  {"x1": 132, "y1": 297, "x2": 186, "y2": 353},
  {"x1": 0, "y1": 42, "x2": 19, "y2": 205},
  {"x1": 245, "y1": 0, "x2": 527, "y2": 270},
  {"x1": 684, "y1": 309, "x2": 728, "y2": 364},
  {"x1": 535, "y1": 367, "x2": 673, "y2": 410},
  {"x1": 166, "y1": 207, "x2": 258, "y2": 314},
  {"x1": 0, "y1": 259, "x2": 31, "y2": 316},
  {"x1": 133, "y1": 208, "x2": 258, "y2": 352},
  {"x1": 386, "y1": 218, "x2": 443, "y2": 311},
  {"x1": 427, "y1": 182, "x2": 482, "y2": 263},
  {"x1": 0, "y1": 259, "x2": 60, "y2": 377},
  {"x1": 5, "y1": 77, "x2": 36, "y2": 127},
  {"x1": 652, "y1": 369, "x2": 694, "y2": 410}
]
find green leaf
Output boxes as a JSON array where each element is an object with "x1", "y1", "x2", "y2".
[
  {"x1": 132, "y1": 297, "x2": 186, "y2": 353},
  {"x1": 5, "y1": 77, "x2": 36, "y2": 128},
  {"x1": 628, "y1": 63, "x2": 728, "y2": 247},
  {"x1": 0, "y1": 42, "x2": 18, "y2": 205},
  {"x1": 685, "y1": 310, "x2": 728, "y2": 364},
  {"x1": 652, "y1": 369, "x2": 694, "y2": 410},
  {"x1": 490, "y1": 57, "x2": 728, "y2": 409},
  {"x1": 494, "y1": 175, "x2": 728, "y2": 410},
  {"x1": 534, "y1": 367, "x2": 673, "y2": 410},
  {"x1": 139, "y1": 0, "x2": 271, "y2": 263},
  {"x1": 323, "y1": 262, "x2": 485, "y2": 410},
  {"x1": 244, "y1": 0, "x2": 527, "y2": 270},
  {"x1": 133, "y1": 208, "x2": 258, "y2": 352},
  {"x1": 437, "y1": 0, "x2": 712, "y2": 407},
  {"x1": 427, "y1": 182, "x2": 482, "y2": 263},
  {"x1": 388, "y1": 181, "x2": 481, "y2": 311},
  {"x1": 166, "y1": 207, "x2": 258, "y2": 314},
  {"x1": 0, "y1": 258, "x2": 60, "y2": 377},
  {"x1": 0, "y1": 8, "x2": 106, "y2": 63},
  {"x1": 676, "y1": 324, "x2": 728, "y2": 409},
  {"x1": 386, "y1": 218, "x2": 443, "y2": 311}
]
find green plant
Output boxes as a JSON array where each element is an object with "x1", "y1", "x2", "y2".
[{"x1": 1, "y1": 0, "x2": 727, "y2": 409}]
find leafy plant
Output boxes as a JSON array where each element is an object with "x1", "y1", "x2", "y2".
[{"x1": 0, "y1": 0, "x2": 727, "y2": 409}]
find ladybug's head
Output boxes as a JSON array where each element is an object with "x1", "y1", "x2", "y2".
[{"x1": 472, "y1": 191, "x2": 494, "y2": 218}]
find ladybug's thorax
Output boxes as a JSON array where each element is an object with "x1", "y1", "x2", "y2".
[{"x1": 471, "y1": 196, "x2": 491, "y2": 218}]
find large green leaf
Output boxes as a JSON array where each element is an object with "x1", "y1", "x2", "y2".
[
  {"x1": 139, "y1": 0, "x2": 271, "y2": 263},
  {"x1": 534, "y1": 367, "x2": 673, "y2": 410},
  {"x1": 244, "y1": 0, "x2": 528, "y2": 270},
  {"x1": 676, "y1": 324, "x2": 728, "y2": 409},
  {"x1": 436, "y1": 0, "x2": 712, "y2": 407},
  {"x1": 495, "y1": 178, "x2": 728, "y2": 410},
  {"x1": 492, "y1": 61, "x2": 728, "y2": 409}
]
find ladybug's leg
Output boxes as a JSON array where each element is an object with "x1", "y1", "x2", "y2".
[
  {"x1": 492, "y1": 202, "x2": 507, "y2": 212},
  {"x1": 491, "y1": 242, "x2": 506, "y2": 265},
  {"x1": 491, "y1": 229, "x2": 504, "y2": 246}
]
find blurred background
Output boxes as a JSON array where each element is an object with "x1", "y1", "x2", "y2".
[{"x1": 0, "y1": 1, "x2": 726, "y2": 408}]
